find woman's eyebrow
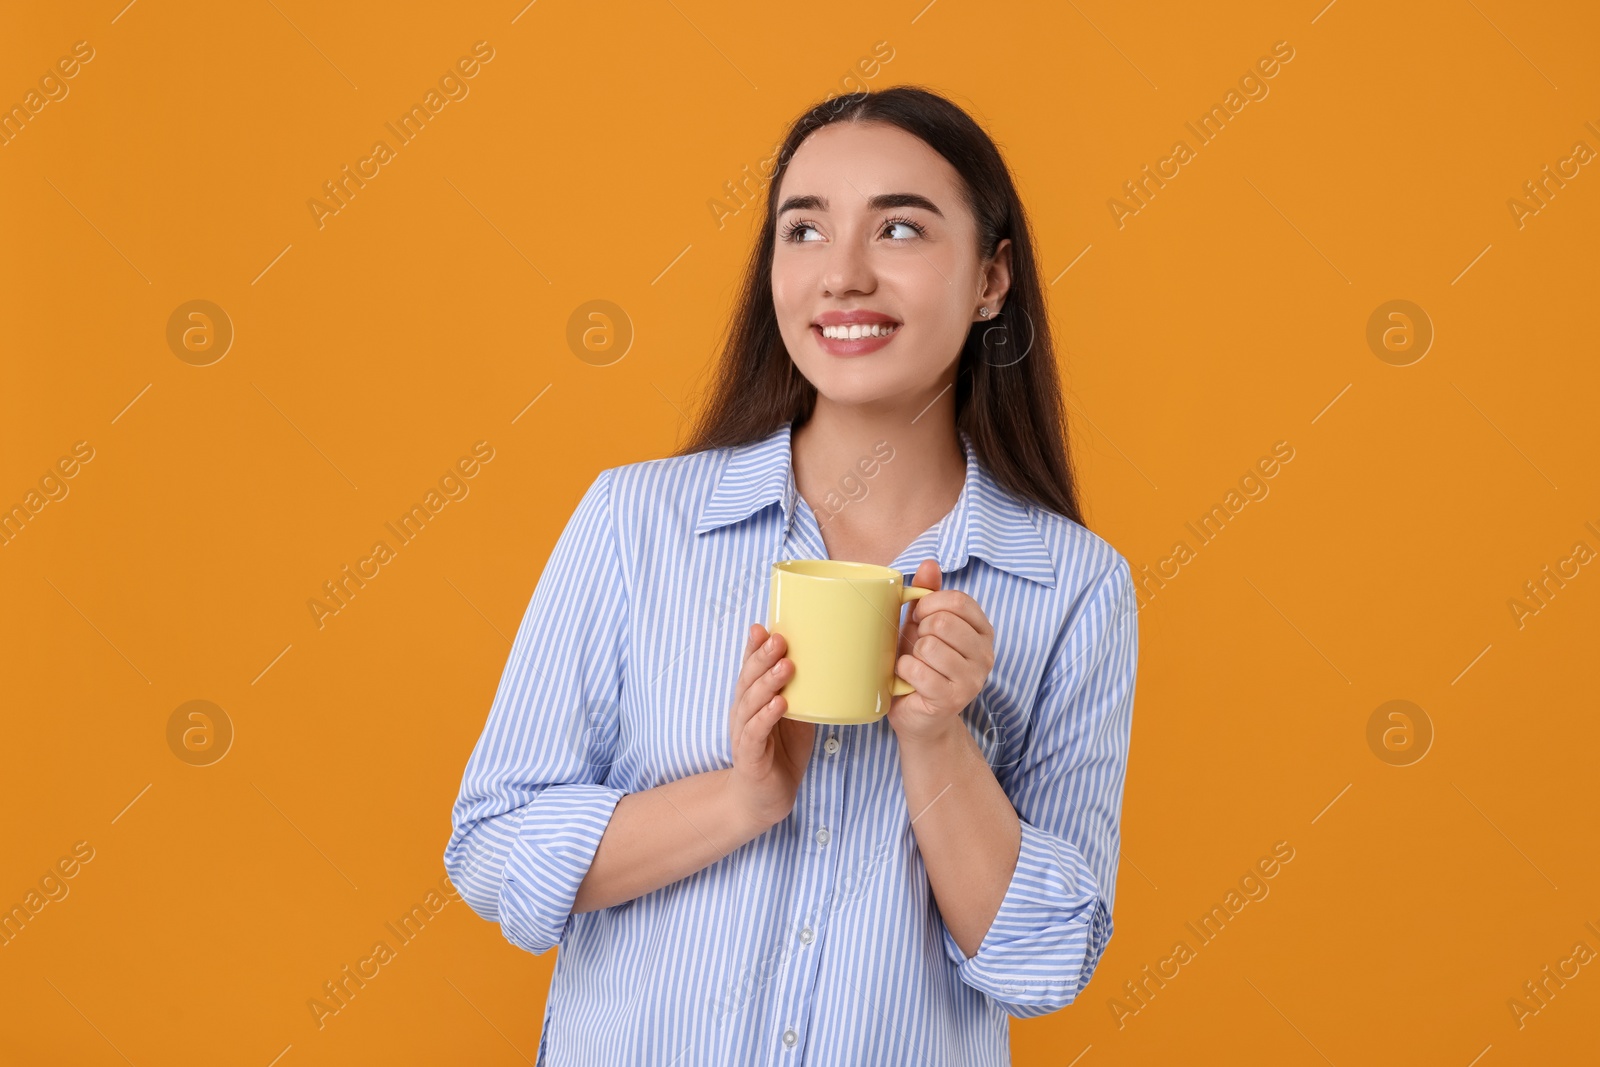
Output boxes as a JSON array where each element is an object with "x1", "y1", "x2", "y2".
[{"x1": 776, "y1": 192, "x2": 944, "y2": 217}]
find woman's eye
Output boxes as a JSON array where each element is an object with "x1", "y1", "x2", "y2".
[
  {"x1": 884, "y1": 220, "x2": 922, "y2": 240},
  {"x1": 781, "y1": 220, "x2": 823, "y2": 242}
]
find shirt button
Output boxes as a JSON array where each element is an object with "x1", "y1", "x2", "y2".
[
  {"x1": 799, "y1": 926, "x2": 814, "y2": 944},
  {"x1": 782, "y1": 1028, "x2": 797, "y2": 1048},
  {"x1": 815, "y1": 827, "x2": 830, "y2": 846},
  {"x1": 824, "y1": 736, "x2": 840, "y2": 755}
]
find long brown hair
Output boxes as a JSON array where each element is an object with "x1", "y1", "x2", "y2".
[{"x1": 673, "y1": 85, "x2": 1085, "y2": 526}]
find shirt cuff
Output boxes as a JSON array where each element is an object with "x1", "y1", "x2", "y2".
[
  {"x1": 939, "y1": 817, "x2": 1104, "y2": 1018},
  {"x1": 498, "y1": 783, "x2": 626, "y2": 955}
]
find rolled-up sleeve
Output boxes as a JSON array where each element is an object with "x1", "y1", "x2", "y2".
[
  {"x1": 940, "y1": 557, "x2": 1139, "y2": 1017},
  {"x1": 443, "y1": 468, "x2": 630, "y2": 956}
]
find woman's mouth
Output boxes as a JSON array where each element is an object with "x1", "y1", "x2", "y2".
[{"x1": 812, "y1": 322, "x2": 901, "y2": 357}]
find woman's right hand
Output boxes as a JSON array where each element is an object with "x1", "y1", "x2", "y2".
[{"x1": 726, "y1": 623, "x2": 815, "y2": 831}]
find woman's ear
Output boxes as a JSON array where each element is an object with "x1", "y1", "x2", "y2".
[{"x1": 979, "y1": 238, "x2": 1013, "y2": 314}]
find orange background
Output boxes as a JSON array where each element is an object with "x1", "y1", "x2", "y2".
[{"x1": 2, "y1": 1, "x2": 1596, "y2": 1064}]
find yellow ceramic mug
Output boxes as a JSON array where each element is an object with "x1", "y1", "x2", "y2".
[{"x1": 766, "y1": 559, "x2": 934, "y2": 726}]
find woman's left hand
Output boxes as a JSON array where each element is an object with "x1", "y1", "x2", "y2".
[{"x1": 887, "y1": 558, "x2": 996, "y2": 746}]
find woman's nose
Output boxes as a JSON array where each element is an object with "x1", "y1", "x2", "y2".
[{"x1": 819, "y1": 234, "x2": 876, "y2": 296}]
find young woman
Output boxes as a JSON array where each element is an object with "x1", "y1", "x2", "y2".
[{"x1": 445, "y1": 85, "x2": 1139, "y2": 1066}]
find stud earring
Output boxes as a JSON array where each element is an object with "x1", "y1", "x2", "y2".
[{"x1": 978, "y1": 307, "x2": 990, "y2": 318}]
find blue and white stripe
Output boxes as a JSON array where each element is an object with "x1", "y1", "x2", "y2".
[{"x1": 444, "y1": 419, "x2": 1139, "y2": 1066}]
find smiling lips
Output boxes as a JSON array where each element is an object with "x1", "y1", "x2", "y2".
[{"x1": 811, "y1": 313, "x2": 902, "y2": 356}]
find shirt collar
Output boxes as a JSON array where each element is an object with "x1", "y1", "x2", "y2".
[{"x1": 693, "y1": 419, "x2": 1057, "y2": 588}]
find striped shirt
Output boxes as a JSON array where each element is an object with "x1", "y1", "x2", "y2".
[{"x1": 443, "y1": 419, "x2": 1139, "y2": 1066}]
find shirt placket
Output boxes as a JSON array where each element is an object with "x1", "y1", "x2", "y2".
[
  {"x1": 765, "y1": 493, "x2": 844, "y2": 1065},
  {"x1": 763, "y1": 478, "x2": 961, "y2": 1064}
]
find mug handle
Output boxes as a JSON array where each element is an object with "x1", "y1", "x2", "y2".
[{"x1": 890, "y1": 585, "x2": 935, "y2": 696}]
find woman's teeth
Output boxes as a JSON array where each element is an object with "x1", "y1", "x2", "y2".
[{"x1": 819, "y1": 323, "x2": 899, "y2": 339}]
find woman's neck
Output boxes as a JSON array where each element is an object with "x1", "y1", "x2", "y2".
[{"x1": 791, "y1": 404, "x2": 967, "y2": 566}]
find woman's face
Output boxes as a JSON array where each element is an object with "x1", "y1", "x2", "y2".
[{"x1": 770, "y1": 120, "x2": 1010, "y2": 411}]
